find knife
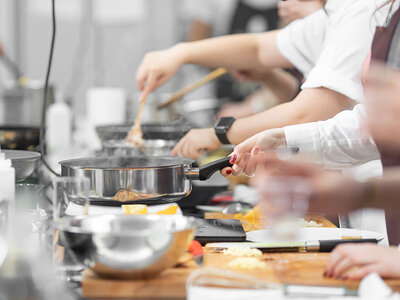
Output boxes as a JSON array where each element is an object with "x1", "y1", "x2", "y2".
[{"x1": 205, "y1": 239, "x2": 381, "y2": 253}]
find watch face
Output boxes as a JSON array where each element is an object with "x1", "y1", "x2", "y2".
[{"x1": 217, "y1": 117, "x2": 235, "y2": 128}]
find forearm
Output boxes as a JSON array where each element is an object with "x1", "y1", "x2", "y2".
[
  {"x1": 227, "y1": 88, "x2": 354, "y2": 145},
  {"x1": 259, "y1": 69, "x2": 299, "y2": 103},
  {"x1": 177, "y1": 31, "x2": 291, "y2": 71}
]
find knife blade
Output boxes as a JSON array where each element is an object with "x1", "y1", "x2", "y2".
[{"x1": 205, "y1": 239, "x2": 380, "y2": 253}]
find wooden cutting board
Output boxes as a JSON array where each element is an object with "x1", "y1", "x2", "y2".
[
  {"x1": 203, "y1": 251, "x2": 400, "y2": 292},
  {"x1": 82, "y1": 215, "x2": 400, "y2": 299}
]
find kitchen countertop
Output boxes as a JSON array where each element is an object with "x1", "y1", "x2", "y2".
[{"x1": 81, "y1": 214, "x2": 399, "y2": 299}]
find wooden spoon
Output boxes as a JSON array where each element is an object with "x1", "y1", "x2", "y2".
[
  {"x1": 126, "y1": 96, "x2": 147, "y2": 146},
  {"x1": 157, "y1": 68, "x2": 227, "y2": 109}
]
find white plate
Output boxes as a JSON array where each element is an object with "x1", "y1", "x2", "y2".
[
  {"x1": 246, "y1": 228, "x2": 384, "y2": 243},
  {"x1": 88, "y1": 203, "x2": 183, "y2": 216}
]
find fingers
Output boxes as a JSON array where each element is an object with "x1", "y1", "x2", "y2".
[
  {"x1": 170, "y1": 131, "x2": 207, "y2": 160},
  {"x1": 221, "y1": 167, "x2": 233, "y2": 176},
  {"x1": 233, "y1": 135, "x2": 258, "y2": 165},
  {"x1": 343, "y1": 264, "x2": 379, "y2": 280},
  {"x1": 242, "y1": 147, "x2": 260, "y2": 176}
]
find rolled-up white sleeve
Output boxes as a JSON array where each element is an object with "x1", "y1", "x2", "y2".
[
  {"x1": 302, "y1": 3, "x2": 374, "y2": 102},
  {"x1": 284, "y1": 104, "x2": 381, "y2": 169},
  {"x1": 276, "y1": 0, "x2": 378, "y2": 102}
]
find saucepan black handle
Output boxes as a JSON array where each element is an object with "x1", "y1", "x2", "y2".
[
  {"x1": 198, "y1": 157, "x2": 233, "y2": 181},
  {"x1": 318, "y1": 239, "x2": 378, "y2": 252}
]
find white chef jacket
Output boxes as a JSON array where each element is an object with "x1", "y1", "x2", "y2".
[
  {"x1": 276, "y1": 0, "x2": 390, "y2": 102},
  {"x1": 280, "y1": 0, "x2": 398, "y2": 171},
  {"x1": 284, "y1": 104, "x2": 381, "y2": 169}
]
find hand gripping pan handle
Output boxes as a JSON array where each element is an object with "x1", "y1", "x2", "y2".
[{"x1": 185, "y1": 157, "x2": 233, "y2": 181}]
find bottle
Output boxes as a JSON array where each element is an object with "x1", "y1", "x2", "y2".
[
  {"x1": 46, "y1": 92, "x2": 72, "y2": 154},
  {"x1": 0, "y1": 149, "x2": 15, "y2": 238}
]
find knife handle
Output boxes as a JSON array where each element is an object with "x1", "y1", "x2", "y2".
[{"x1": 318, "y1": 239, "x2": 378, "y2": 252}]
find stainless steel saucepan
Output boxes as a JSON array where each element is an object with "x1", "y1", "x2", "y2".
[{"x1": 59, "y1": 156, "x2": 232, "y2": 205}]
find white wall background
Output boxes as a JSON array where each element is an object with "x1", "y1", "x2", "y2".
[{"x1": 0, "y1": 0, "x2": 187, "y2": 116}]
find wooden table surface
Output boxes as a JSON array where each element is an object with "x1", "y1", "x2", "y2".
[{"x1": 82, "y1": 214, "x2": 399, "y2": 299}]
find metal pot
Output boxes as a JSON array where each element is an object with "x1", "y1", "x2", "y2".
[
  {"x1": 0, "y1": 80, "x2": 50, "y2": 127},
  {"x1": 56, "y1": 214, "x2": 196, "y2": 279},
  {"x1": 96, "y1": 122, "x2": 192, "y2": 142},
  {"x1": 59, "y1": 156, "x2": 232, "y2": 205},
  {"x1": 103, "y1": 139, "x2": 176, "y2": 157},
  {"x1": 182, "y1": 98, "x2": 221, "y2": 128}
]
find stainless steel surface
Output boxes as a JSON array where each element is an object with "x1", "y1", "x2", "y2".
[
  {"x1": 103, "y1": 139, "x2": 176, "y2": 157},
  {"x1": 56, "y1": 214, "x2": 196, "y2": 279},
  {"x1": 222, "y1": 203, "x2": 249, "y2": 215},
  {"x1": 305, "y1": 241, "x2": 320, "y2": 252},
  {"x1": 60, "y1": 156, "x2": 193, "y2": 204},
  {"x1": 59, "y1": 156, "x2": 232, "y2": 205},
  {"x1": 182, "y1": 98, "x2": 221, "y2": 128},
  {"x1": 96, "y1": 122, "x2": 192, "y2": 142},
  {"x1": 3, "y1": 150, "x2": 41, "y2": 181}
]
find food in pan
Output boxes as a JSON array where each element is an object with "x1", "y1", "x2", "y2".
[
  {"x1": 126, "y1": 125, "x2": 144, "y2": 147},
  {"x1": 112, "y1": 190, "x2": 159, "y2": 202},
  {"x1": 223, "y1": 247, "x2": 262, "y2": 257},
  {"x1": 227, "y1": 257, "x2": 267, "y2": 270}
]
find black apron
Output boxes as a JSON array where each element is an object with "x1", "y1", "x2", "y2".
[
  {"x1": 370, "y1": 6, "x2": 400, "y2": 245},
  {"x1": 216, "y1": 0, "x2": 279, "y2": 102}
]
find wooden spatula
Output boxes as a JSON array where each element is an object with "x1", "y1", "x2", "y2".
[
  {"x1": 157, "y1": 67, "x2": 228, "y2": 109},
  {"x1": 126, "y1": 96, "x2": 147, "y2": 146}
]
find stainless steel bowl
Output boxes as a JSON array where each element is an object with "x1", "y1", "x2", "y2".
[
  {"x1": 103, "y1": 139, "x2": 176, "y2": 157},
  {"x1": 4, "y1": 150, "x2": 41, "y2": 181},
  {"x1": 56, "y1": 214, "x2": 196, "y2": 279}
]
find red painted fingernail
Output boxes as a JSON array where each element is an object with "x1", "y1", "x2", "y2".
[
  {"x1": 323, "y1": 271, "x2": 327, "y2": 277},
  {"x1": 230, "y1": 155, "x2": 237, "y2": 164},
  {"x1": 226, "y1": 168, "x2": 232, "y2": 175}
]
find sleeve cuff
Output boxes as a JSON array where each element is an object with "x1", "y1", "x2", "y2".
[
  {"x1": 302, "y1": 67, "x2": 364, "y2": 102},
  {"x1": 283, "y1": 122, "x2": 323, "y2": 164}
]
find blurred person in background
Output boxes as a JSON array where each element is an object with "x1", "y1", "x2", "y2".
[
  {"x1": 137, "y1": 0, "x2": 384, "y2": 160},
  {"x1": 182, "y1": 0, "x2": 323, "y2": 119}
]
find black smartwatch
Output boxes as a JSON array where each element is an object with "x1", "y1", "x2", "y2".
[{"x1": 214, "y1": 117, "x2": 235, "y2": 145}]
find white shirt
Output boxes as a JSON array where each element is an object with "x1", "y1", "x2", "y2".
[
  {"x1": 276, "y1": 0, "x2": 390, "y2": 102},
  {"x1": 281, "y1": 0, "x2": 397, "y2": 171},
  {"x1": 284, "y1": 104, "x2": 381, "y2": 169}
]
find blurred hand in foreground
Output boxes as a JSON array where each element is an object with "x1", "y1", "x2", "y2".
[
  {"x1": 365, "y1": 64, "x2": 400, "y2": 151},
  {"x1": 325, "y1": 244, "x2": 400, "y2": 280},
  {"x1": 251, "y1": 155, "x2": 366, "y2": 216}
]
